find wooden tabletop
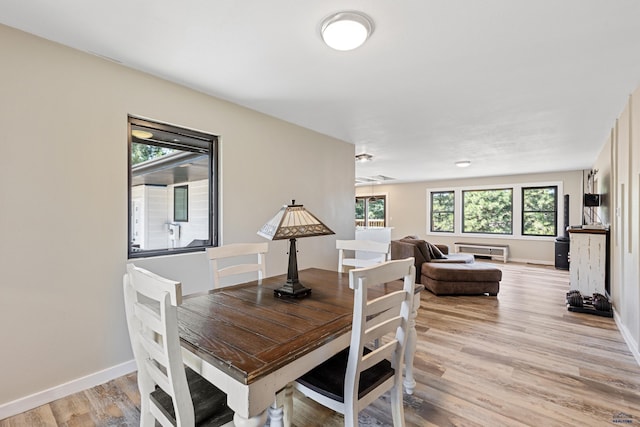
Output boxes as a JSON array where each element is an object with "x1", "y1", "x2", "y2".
[{"x1": 177, "y1": 268, "x2": 415, "y2": 385}]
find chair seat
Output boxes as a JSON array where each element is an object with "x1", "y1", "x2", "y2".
[
  {"x1": 297, "y1": 347, "x2": 394, "y2": 403},
  {"x1": 150, "y1": 366, "x2": 234, "y2": 426}
]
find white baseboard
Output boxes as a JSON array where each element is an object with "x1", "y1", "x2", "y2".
[
  {"x1": 0, "y1": 359, "x2": 137, "y2": 420},
  {"x1": 505, "y1": 257, "x2": 554, "y2": 266},
  {"x1": 614, "y1": 309, "x2": 640, "y2": 367}
]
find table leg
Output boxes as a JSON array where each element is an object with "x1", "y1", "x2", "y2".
[
  {"x1": 279, "y1": 383, "x2": 293, "y2": 427},
  {"x1": 266, "y1": 383, "x2": 292, "y2": 427},
  {"x1": 233, "y1": 410, "x2": 268, "y2": 427},
  {"x1": 403, "y1": 292, "x2": 420, "y2": 395},
  {"x1": 267, "y1": 400, "x2": 284, "y2": 427}
]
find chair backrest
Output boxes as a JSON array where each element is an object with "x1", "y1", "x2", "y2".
[
  {"x1": 206, "y1": 242, "x2": 268, "y2": 288},
  {"x1": 336, "y1": 239, "x2": 390, "y2": 273},
  {"x1": 123, "y1": 264, "x2": 194, "y2": 426},
  {"x1": 346, "y1": 258, "x2": 415, "y2": 413}
]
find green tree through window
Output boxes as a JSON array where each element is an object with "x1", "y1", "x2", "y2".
[
  {"x1": 522, "y1": 186, "x2": 557, "y2": 236},
  {"x1": 355, "y1": 198, "x2": 365, "y2": 225},
  {"x1": 463, "y1": 189, "x2": 513, "y2": 234},
  {"x1": 431, "y1": 191, "x2": 454, "y2": 232},
  {"x1": 131, "y1": 143, "x2": 174, "y2": 165},
  {"x1": 355, "y1": 196, "x2": 386, "y2": 227}
]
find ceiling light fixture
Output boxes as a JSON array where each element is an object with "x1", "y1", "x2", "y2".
[
  {"x1": 455, "y1": 160, "x2": 471, "y2": 168},
  {"x1": 355, "y1": 153, "x2": 374, "y2": 163},
  {"x1": 321, "y1": 11, "x2": 374, "y2": 51}
]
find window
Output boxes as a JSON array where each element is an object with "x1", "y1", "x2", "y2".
[
  {"x1": 462, "y1": 188, "x2": 513, "y2": 234},
  {"x1": 522, "y1": 186, "x2": 557, "y2": 236},
  {"x1": 128, "y1": 116, "x2": 218, "y2": 258},
  {"x1": 430, "y1": 191, "x2": 454, "y2": 232},
  {"x1": 427, "y1": 181, "x2": 561, "y2": 239},
  {"x1": 174, "y1": 185, "x2": 189, "y2": 222},
  {"x1": 355, "y1": 195, "x2": 386, "y2": 227},
  {"x1": 355, "y1": 197, "x2": 366, "y2": 226}
]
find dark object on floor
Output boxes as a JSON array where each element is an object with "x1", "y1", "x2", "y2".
[
  {"x1": 593, "y1": 293, "x2": 612, "y2": 312},
  {"x1": 567, "y1": 293, "x2": 583, "y2": 307},
  {"x1": 566, "y1": 290, "x2": 613, "y2": 317}
]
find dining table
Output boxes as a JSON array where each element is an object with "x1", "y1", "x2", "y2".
[{"x1": 177, "y1": 267, "x2": 422, "y2": 427}]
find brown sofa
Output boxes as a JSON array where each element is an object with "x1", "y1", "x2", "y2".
[{"x1": 390, "y1": 237, "x2": 501, "y2": 296}]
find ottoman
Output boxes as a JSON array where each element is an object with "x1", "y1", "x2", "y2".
[{"x1": 421, "y1": 262, "x2": 501, "y2": 296}]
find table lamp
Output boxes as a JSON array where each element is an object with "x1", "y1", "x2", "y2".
[{"x1": 257, "y1": 200, "x2": 334, "y2": 298}]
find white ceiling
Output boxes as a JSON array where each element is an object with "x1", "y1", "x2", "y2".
[{"x1": 3, "y1": 1, "x2": 640, "y2": 184}]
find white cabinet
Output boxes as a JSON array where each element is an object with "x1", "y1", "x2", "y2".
[{"x1": 569, "y1": 229, "x2": 609, "y2": 295}]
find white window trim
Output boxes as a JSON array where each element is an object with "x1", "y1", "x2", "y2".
[{"x1": 426, "y1": 181, "x2": 563, "y2": 241}]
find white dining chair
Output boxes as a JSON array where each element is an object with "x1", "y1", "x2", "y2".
[
  {"x1": 206, "y1": 242, "x2": 269, "y2": 289},
  {"x1": 123, "y1": 264, "x2": 234, "y2": 427},
  {"x1": 294, "y1": 258, "x2": 416, "y2": 427},
  {"x1": 336, "y1": 239, "x2": 390, "y2": 273}
]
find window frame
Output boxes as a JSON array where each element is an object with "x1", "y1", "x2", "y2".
[
  {"x1": 355, "y1": 194, "x2": 387, "y2": 228},
  {"x1": 521, "y1": 185, "x2": 558, "y2": 237},
  {"x1": 426, "y1": 181, "x2": 563, "y2": 241},
  {"x1": 128, "y1": 116, "x2": 218, "y2": 259},
  {"x1": 430, "y1": 191, "x2": 455, "y2": 233},
  {"x1": 173, "y1": 185, "x2": 189, "y2": 222},
  {"x1": 462, "y1": 187, "x2": 513, "y2": 235}
]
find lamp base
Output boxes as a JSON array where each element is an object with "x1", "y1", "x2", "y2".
[
  {"x1": 273, "y1": 237, "x2": 312, "y2": 298},
  {"x1": 274, "y1": 281, "x2": 312, "y2": 298}
]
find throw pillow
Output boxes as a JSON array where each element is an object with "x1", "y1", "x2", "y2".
[
  {"x1": 399, "y1": 238, "x2": 431, "y2": 262},
  {"x1": 427, "y1": 242, "x2": 447, "y2": 259}
]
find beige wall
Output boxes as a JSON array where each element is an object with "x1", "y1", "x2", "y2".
[
  {"x1": 0, "y1": 24, "x2": 354, "y2": 408},
  {"x1": 597, "y1": 88, "x2": 640, "y2": 361},
  {"x1": 357, "y1": 171, "x2": 584, "y2": 264}
]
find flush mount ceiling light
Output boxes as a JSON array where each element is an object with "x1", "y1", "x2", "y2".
[
  {"x1": 321, "y1": 11, "x2": 374, "y2": 51},
  {"x1": 455, "y1": 160, "x2": 472, "y2": 168},
  {"x1": 355, "y1": 153, "x2": 374, "y2": 163}
]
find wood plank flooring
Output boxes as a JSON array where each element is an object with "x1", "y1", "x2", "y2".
[{"x1": 2, "y1": 262, "x2": 639, "y2": 426}]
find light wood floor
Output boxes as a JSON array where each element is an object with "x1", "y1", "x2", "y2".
[{"x1": 2, "y1": 262, "x2": 640, "y2": 426}]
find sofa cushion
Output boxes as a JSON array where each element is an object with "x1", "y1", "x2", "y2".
[
  {"x1": 429, "y1": 253, "x2": 474, "y2": 264},
  {"x1": 421, "y1": 262, "x2": 502, "y2": 296},
  {"x1": 434, "y1": 244, "x2": 450, "y2": 255},
  {"x1": 399, "y1": 238, "x2": 432, "y2": 262},
  {"x1": 400, "y1": 237, "x2": 448, "y2": 258},
  {"x1": 422, "y1": 262, "x2": 502, "y2": 282},
  {"x1": 421, "y1": 278, "x2": 500, "y2": 296},
  {"x1": 427, "y1": 242, "x2": 446, "y2": 259}
]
